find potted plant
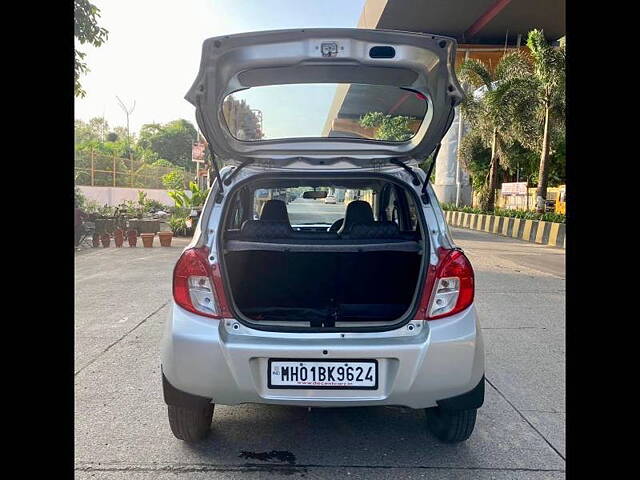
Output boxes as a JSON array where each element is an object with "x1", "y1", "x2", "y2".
[
  {"x1": 113, "y1": 228, "x2": 124, "y2": 247},
  {"x1": 168, "y1": 215, "x2": 188, "y2": 237},
  {"x1": 126, "y1": 229, "x2": 138, "y2": 247},
  {"x1": 141, "y1": 232, "x2": 155, "y2": 248},
  {"x1": 158, "y1": 231, "x2": 173, "y2": 247},
  {"x1": 100, "y1": 232, "x2": 111, "y2": 248}
]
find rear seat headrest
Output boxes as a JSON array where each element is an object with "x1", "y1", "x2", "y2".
[
  {"x1": 260, "y1": 200, "x2": 290, "y2": 223},
  {"x1": 240, "y1": 220, "x2": 293, "y2": 239},
  {"x1": 328, "y1": 218, "x2": 344, "y2": 233},
  {"x1": 338, "y1": 200, "x2": 374, "y2": 234}
]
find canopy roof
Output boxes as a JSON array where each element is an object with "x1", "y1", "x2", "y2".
[
  {"x1": 321, "y1": 0, "x2": 565, "y2": 138},
  {"x1": 358, "y1": 0, "x2": 565, "y2": 45}
]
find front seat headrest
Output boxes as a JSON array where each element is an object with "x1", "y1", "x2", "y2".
[
  {"x1": 260, "y1": 200, "x2": 289, "y2": 223},
  {"x1": 338, "y1": 200, "x2": 374, "y2": 234}
]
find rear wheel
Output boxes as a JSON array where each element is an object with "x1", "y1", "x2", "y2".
[
  {"x1": 167, "y1": 404, "x2": 214, "y2": 442},
  {"x1": 425, "y1": 407, "x2": 477, "y2": 443}
]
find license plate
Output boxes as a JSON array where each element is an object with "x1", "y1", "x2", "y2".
[{"x1": 268, "y1": 359, "x2": 378, "y2": 390}]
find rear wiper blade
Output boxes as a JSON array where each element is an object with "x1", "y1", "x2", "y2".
[
  {"x1": 223, "y1": 158, "x2": 255, "y2": 185},
  {"x1": 390, "y1": 158, "x2": 421, "y2": 186}
]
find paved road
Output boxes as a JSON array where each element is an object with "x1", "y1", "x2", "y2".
[{"x1": 75, "y1": 227, "x2": 565, "y2": 479}]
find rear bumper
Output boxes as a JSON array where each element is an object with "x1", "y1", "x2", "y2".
[{"x1": 160, "y1": 302, "x2": 484, "y2": 409}]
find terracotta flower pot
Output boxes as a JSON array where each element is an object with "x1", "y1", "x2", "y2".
[
  {"x1": 113, "y1": 229, "x2": 124, "y2": 248},
  {"x1": 100, "y1": 233, "x2": 111, "y2": 248},
  {"x1": 92, "y1": 233, "x2": 100, "y2": 248},
  {"x1": 158, "y1": 231, "x2": 173, "y2": 247},
  {"x1": 140, "y1": 233, "x2": 155, "y2": 248},
  {"x1": 126, "y1": 230, "x2": 138, "y2": 247}
]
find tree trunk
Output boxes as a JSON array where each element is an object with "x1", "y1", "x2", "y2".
[
  {"x1": 487, "y1": 129, "x2": 499, "y2": 211},
  {"x1": 536, "y1": 105, "x2": 551, "y2": 213}
]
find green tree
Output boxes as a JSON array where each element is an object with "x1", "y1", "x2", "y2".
[
  {"x1": 75, "y1": 186, "x2": 86, "y2": 208},
  {"x1": 137, "y1": 119, "x2": 198, "y2": 170},
  {"x1": 162, "y1": 169, "x2": 186, "y2": 190},
  {"x1": 458, "y1": 51, "x2": 531, "y2": 211},
  {"x1": 359, "y1": 112, "x2": 415, "y2": 141},
  {"x1": 74, "y1": 0, "x2": 109, "y2": 98},
  {"x1": 458, "y1": 132, "x2": 491, "y2": 191},
  {"x1": 152, "y1": 159, "x2": 176, "y2": 168},
  {"x1": 491, "y1": 30, "x2": 566, "y2": 212},
  {"x1": 75, "y1": 117, "x2": 110, "y2": 144}
]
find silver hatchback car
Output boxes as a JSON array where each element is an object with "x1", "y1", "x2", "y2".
[{"x1": 161, "y1": 28, "x2": 484, "y2": 443}]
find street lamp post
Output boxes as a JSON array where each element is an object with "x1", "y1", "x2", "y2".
[{"x1": 115, "y1": 96, "x2": 136, "y2": 157}]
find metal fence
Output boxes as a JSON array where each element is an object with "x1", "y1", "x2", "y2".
[{"x1": 74, "y1": 150, "x2": 193, "y2": 190}]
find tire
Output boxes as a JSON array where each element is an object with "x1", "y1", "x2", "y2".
[
  {"x1": 425, "y1": 407, "x2": 477, "y2": 443},
  {"x1": 167, "y1": 404, "x2": 214, "y2": 442}
]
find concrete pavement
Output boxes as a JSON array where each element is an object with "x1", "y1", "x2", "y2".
[{"x1": 74, "y1": 227, "x2": 565, "y2": 479}]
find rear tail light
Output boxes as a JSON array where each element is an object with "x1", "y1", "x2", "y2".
[
  {"x1": 173, "y1": 246, "x2": 229, "y2": 318},
  {"x1": 415, "y1": 248, "x2": 474, "y2": 320}
]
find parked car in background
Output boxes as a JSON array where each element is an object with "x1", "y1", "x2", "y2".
[
  {"x1": 324, "y1": 195, "x2": 337, "y2": 204},
  {"x1": 161, "y1": 28, "x2": 484, "y2": 445}
]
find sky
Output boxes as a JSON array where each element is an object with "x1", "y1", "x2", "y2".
[
  {"x1": 75, "y1": 0, "x2": 367, "y2": 135},
  {"x1": 233, "y1": 84, "x2": 338, "y2": 139}
]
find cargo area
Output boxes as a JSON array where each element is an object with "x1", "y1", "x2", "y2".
[
  {"x1": 225, "y1": 249, "x2": 421, "y2": 326},
  {"x1": 220, "y1": 176, "x2": 427, "y2": 329}
]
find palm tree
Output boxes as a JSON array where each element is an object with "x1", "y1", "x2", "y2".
[
  {"x1": 458, "y1": 52, "x2": 531, "y2": 211},
  {"x1": 492, "y1": 30, "x2": 565, "y2": 212}
]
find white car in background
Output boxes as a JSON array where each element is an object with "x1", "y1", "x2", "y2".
[
  {"x1": 161, "y1": 28, "x2": 484, "y2": 444},
  {"x1": 324, "y1": 195, "x2": 337, "y2": 204}
]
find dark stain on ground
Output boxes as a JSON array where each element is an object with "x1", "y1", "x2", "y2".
[{"x1": 239, "y1": 450, "x2": 297, "y2": 465}]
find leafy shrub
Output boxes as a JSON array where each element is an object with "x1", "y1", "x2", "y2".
[
  {"x1": 168, "y1": 215, "x2": 188, "y2": 236},
  {"x1": 168, "y1": 206, "x2": 190, "y2": 217},
  {"x1": 441, "y1": 203, "x2": 565, "y2": 223},
  {"x1": 152, "y1": 159, "x2": 175, "y2": 168},
  {"x1": 539, "y1": 212, "x2": 566, "y2": 223},
  {"x1": 83, "y1": 199, "x2": 101, "y2": 215},
  {"x1": 162, "y1": 169, "x2": 186, "y2": 190},
  {"x1": 116, "y1": 199, "x2": 140, "y2": 218},
  {"x1": 145, "y1": 199, "x2": 169, "y2": 212},
  {"x1": 95, "y1": 204, "x2": 117, "y2": 217},
  {"x1": 441, "y1": 203, "x2": 483, "y2": 214},
  {"x1": 75, "y1": 186, "x2": 86, "y2": 208},
  {"x1": 168, "y1": 181, "x2": 209, "y2": 208}
]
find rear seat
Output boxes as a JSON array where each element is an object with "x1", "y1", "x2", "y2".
[
  {"x1": 226, "y1": 198, "x2": 413, "y2": 243},
  {"x1": 240, "y1": 219, "x2": 293, "y2": 239},
  {"x1": 340, "y1": 221, "x2": 401, "y2": 240}
]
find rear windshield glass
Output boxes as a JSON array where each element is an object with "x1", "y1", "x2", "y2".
[
  {"x1": 225, "y1": 180, "x2": 422, "y2": 237},
  {"x1": 221, "y1": 83, "x2": 428, "y2": 142},
  {"x1": 255, "y1": 188, "x2": 375, "y2": 226}
]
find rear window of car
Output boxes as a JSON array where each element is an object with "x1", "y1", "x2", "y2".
[
  {"x1": 252, "y1": 188, "x2": 375, "y2": 226},
  {"x1": 221, "y1": 83, "x2": 429, "y2": 142}
]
